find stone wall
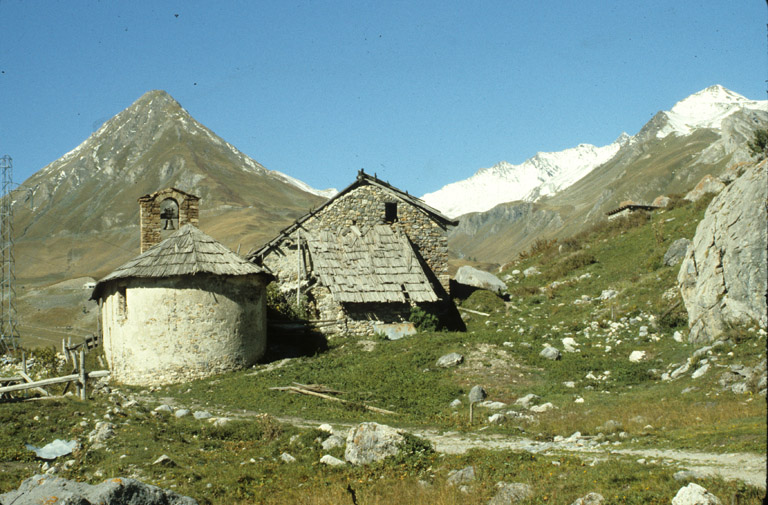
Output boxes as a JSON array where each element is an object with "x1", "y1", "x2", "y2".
[
  {"x1": 139, "y1": 189, "x2": 200, "y2": 252},
  {"x1": 259, "y1": 182, "x2": 453, "y2": 335},
  {"x1": 100, "y1": 273, "x2": 267, "y2": 385}
]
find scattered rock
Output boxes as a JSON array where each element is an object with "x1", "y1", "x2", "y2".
[
  {"x1": 598, "y1": 289, "x2": 618, "y2": 300},
  {"x1": 455, "y1": 266, "x2": 508, "y2": 294},
  {"x1": 479, "y1": 400, "x2": 507, "y2": 409},
  {"x1": 562, "y1": 337, "x2": 579, "y2": 352},
  {"x1": 673, "y1": 470, "x2": 706, "y2": 481},
  {"x1": 523, "y1": 266, "x2": 540, "y2": 277},
  {"x1": 152, "y1": 454, "x2": 176, "y2": 467},
  {"x1": 321, "y1": 435, "x2": 345, "y2": 451},
  {"x1": 570, "y1": 492, "x2": 605, "y2": 505},
  {"x1": 638, "y1": 326, "x2": 649, "y2": 337},
  {"x1": 193, "y1": 411, "x2": 212, "y2": 420},
  {"x1": 344, "y1": 422, "x2": 404, "y2": 465},
  {"x1": 529, "y1": 402, "x2": 554, "y2": 413},
  {"x1": 447, "y1": 466, "x2": 475, "y2": 485},
  {"x1": 673, "y1": 331, "x2": 684, "y2": 342},
  {"x1": 515, "y1": 394, "x2": 539, "y2": 409},
  {"x1": 320, "y1": 454, "x2": 346, "y2": 467},
  {"x1": 691, "y1": 363, "x2": 710, "y2": 379},
  {"x1": 469, "y1": 385, "x2": 487, "y2": 403},
  {"x1": 539, "y1": 346, "x2": 561, "y2": 361},
  {"x1": 672, "y1": 483, "x2": 722, "y2": 505},
  {"x1": 652, "y1": 195, "x2": 671, "y2": 207},
  {"x1": 629, "y1": 351, "x2": 647, "y2": 363},
  {"x1": 664, "y1": 238, "x2": 691, "y2": 266},
  {"x1": 318, "y1": 423, "x2": 334, "y2": 434},
  {"x1": 174, "y1": 409, "x2": 190, "y2": 418},
  {"x1": 88, "y1": 422, "x2": 116, "y2": 450},
  {"x1": 280, "y1": 452, "x2": 296, "y2": 463},
  {"x1": 450, "y1": 399, "x2": 462, "y2": 409},
  {"x1": 488, "y1": 413, "x2": 506, "y2": 424},
  {"x1": 154, "y1": 404, "x2": 173, "y2": 413},
  {"x1": 0, "y1": 474, "x2": 196, "y2": 505},
  {"x1": 436, "y1": 352, "x2": 464, "y2": 368},
  {"x1": 487, "y1": 482, "x2": 533, "y2": 504}
]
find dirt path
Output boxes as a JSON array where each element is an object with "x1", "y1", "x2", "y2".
[
  {"x1": 150, "y1": 397, "x2": 766, "y2": 490},
  {"x1": 413, "y1": 429, "x2": 766, "y2": 490}
]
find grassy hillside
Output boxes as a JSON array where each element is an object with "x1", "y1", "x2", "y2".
[{"x1": 2, "y1": 195, "x2": 765, "y2": 504}]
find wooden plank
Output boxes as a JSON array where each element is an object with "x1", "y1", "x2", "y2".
[
  {"x1": 0, "y1": 370, "x2": 110, "y2": 394},
  {"x1": 269, "y1": 385, "x2": 397, "y2": 415}
]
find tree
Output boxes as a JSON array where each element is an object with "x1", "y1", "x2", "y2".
[{"x1": 747, "y1": 128, "x2": 768, "y2": 160}]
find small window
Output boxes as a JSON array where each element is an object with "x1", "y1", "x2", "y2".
[
  {"x1": 384, "y1": 202, "x2": 398, "y2": 223},
  {"x1": 117, "y1": 286, "x2": 127, "y2": 319}
]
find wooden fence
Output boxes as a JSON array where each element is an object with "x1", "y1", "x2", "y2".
[{"x1": 1, "y1": 348, "x2": 109, "y2": 402}]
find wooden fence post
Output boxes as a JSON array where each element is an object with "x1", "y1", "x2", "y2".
[{"x1": 79, "y1": 349, "x2": 86, "y2": 401}]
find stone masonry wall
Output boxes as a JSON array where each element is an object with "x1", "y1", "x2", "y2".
[
  {"x1": 100, "y1": 274, "x2": 267, "y2": 385},
  {"x1": 139, "y1": 189, "x2": 200, "y2": 252},
  {"x1": 259, "y1": 182, "x2": 451, "y2": 335}
]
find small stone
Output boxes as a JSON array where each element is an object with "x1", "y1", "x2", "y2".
[
  {"x1": 488, "y1": 413, "x2": 506, "y2": 424},
  {"x1": 174, "y1": 409, "x2": 190, "y2": 418},
  {"x1": 280, "y1": 452, "x2": 296, "y2": 463},
  {"x1": 318, "y1": 423, "x2": 334, "y2": 434},
  {"x1": 320, "y1": 454, "x2": 346, "y2": 467},
  {"x1": 540, "y1": 346, "x2": 561, "y2": 361},
  {"x1": 629, "y1": 350, "x2": 647, "y2": 362},
  {"x1": 691, "y1": 363, "x2": 710, "y2": 379},
  {"x1": 193, "y1": 411, "x2": 212, "y2": 420},
  {"x1": 673, "y1": 331, "x2": 684, "y2": 342},
  {"x1": 154, "y1": 404, "x2": 173, "y2": 413},
  {"x1": 570, "y1": 492, "x2": 605, "y2": 505},
  {"x1": 436, "y1": 352, "x2": 464, "y2": 368},
  {"x1": 449, "y1": 399, "x2": 462, "y2": 409},
  {"x1": 153, "y1": 454, "x2": 176, "y2": 466},
  {"x1": 515, "y1": 393, "x2": 539, "y2": 408},
  {"x1": 468, "y1": 385, "x2": 487, "y2": 403},
  {"x1": 321, "y1": 435, "x2": 345, "y2": 450},
  {"x1": 488, "y1": 482, "x2": 533, "y2": 504},
  {"x1": 447, "y1": 466, "x2": 475, "y2": 485},
  {"x1": 529, "y1": 402, "x2": 554, "y2": 413}
]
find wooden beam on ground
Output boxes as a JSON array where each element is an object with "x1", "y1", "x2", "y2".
[
  {"x1": 458, "y1": 307, "x2": 490, "y2": 317},
  {"x1": 0, "y1": 370, "x2": 109, "y2": 395},
  {"x1": 269, "y1": 385, "x2": 397, "y2": 415}
]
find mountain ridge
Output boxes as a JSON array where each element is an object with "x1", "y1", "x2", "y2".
[{"x1": 422, "y1": 85, "x2": 767, "y2": 221}]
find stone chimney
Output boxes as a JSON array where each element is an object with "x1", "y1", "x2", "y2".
[{"x1": 138, "y1": 188, "x2": 199, "y2": 252}]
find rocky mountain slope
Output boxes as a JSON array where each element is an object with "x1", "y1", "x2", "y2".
[
  {"x1": 12, "y1": 90, "x2": 328, "y2": 283},
  {"x1": 447, "y1": 85, "x2": 768, "y2": 264}
]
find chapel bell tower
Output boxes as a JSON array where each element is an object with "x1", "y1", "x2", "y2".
[{"x1": 138, "y1": 188, "x2": 200, "y2": 252}]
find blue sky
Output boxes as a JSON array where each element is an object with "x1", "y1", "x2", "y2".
[{"x1": 1, "y1": 1, "x2": 765, "y2": 196}]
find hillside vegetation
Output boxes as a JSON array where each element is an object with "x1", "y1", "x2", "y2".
[{"x1": 1, "y1": 195, "x2": 765, "y2": 504}]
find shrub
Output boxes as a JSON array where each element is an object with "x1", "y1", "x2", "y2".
[
  {"x1": 266, "y1": 282, "x2": 307, "y2": 320},
  {"x1": 409, "y1": 306, "x2": 438, "y2": 333}
]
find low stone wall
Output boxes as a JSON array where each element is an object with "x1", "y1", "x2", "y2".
[{"x1": 100, "y1": 274, "x2": 266, "y2": 385}]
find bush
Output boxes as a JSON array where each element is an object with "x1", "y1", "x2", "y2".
[
  {"x1": 266, "y1": 282, "x2": 307, "y2": 320},
  {"x1": 409, "y1": 306, "x2": 438, "y2": 333}
]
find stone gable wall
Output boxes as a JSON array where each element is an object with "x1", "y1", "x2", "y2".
[{"x1": 259, "y1": 182, "x2": 452, "y2": 335}]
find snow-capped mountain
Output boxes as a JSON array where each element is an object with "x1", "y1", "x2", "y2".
[{"x1": 422, "y1": 85, "x2": 767, "y2": 219}]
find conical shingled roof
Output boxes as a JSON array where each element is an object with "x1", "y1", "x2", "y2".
[{"x1": 91, "y1": 224, "x2": 269, "y2": 300}]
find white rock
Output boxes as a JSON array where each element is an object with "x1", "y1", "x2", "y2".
[
  {"x1": 629, "y1": 350, "x2": 647, "y2": 362},
  {"x1": 691, "y1": 363, "x2": 711, "y2": 379},
  {"x1": 488, "y1": 413, "x2": 506, "y2": 424},
  {"x1": 671, "y1": 483, "x2": 722, "y2": 505},
  {"x1": 529, "y1": 402, "x2": 554, "y2": 413},
  {"x1": 318, "y1": 423, "x2": 334, "y2": 434},
  {"x1": 320, "y1": 455, "x2": 346, "y2": 467},
  {"x1": 280, "y1": 452, "x2": 296, "y2": 463}
]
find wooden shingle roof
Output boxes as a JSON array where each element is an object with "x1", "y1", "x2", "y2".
[
  {"x1": 305, "y1": 225, "x2": 438, "y2": 303},
  {"x1": 91, "y1": 224, "x2": 269, "y2": 300}
]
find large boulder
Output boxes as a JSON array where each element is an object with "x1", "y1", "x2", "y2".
[
  {"x1": 455, "y1": 266, "x2": 507, "y2": 294},
  {"x1": 664, "y1": 238, "x2": 690, "y2": 266},
  {"x1": 678, "y1": 161, "x2": 767, "y2": 344},
  {"x1": 344, "y1": 422, "x2": 404, "y2": 465},
  {"x1": 0, "y1": 474, "x2": 197, "y2": 505}
]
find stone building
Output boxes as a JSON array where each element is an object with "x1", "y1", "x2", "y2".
[
  {"x1": 91, "y1": 222, "x2": 271, "y2": 386},
  {"x1": 248, "y1": 170, "x2": 459, "y2": 335}
]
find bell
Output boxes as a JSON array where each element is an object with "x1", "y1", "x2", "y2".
[{"x1": 163, "y1": 218, "x2": 175, "y2": 230}]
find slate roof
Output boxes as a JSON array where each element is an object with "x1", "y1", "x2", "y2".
[
  {"x1": 305, "y1": 225, "x2": 438, "y2": 303},
  {"x1": 91, "y1": 224, "x2": 269, "y2": 300}
]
